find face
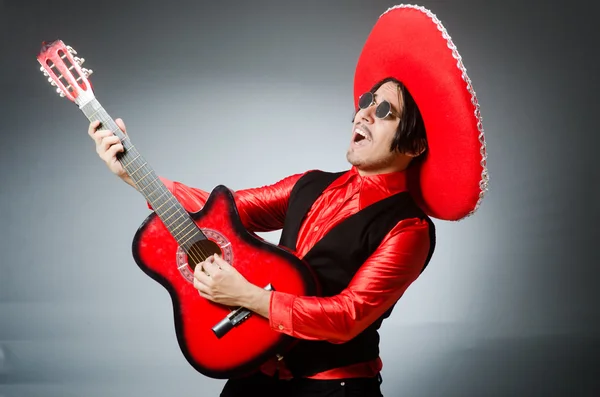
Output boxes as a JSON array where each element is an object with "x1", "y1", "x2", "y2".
[{"x1": 346, "y1": 81, "x2": 410, "y2": 175}]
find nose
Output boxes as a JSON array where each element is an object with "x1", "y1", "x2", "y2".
[{"x1": 355, "y1": 105, "x2": 375, "y2": 124}]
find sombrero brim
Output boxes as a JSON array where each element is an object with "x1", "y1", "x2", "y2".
[{"x1": 353, "y1": 4, "x2": 489, "y2": 221}]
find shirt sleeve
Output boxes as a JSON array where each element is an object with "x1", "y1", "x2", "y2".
[
  {"x1": 146, "y1": 172, "x2": 310, "y2": 232},
  {"x1": 268, "y1": 217, "x2": 431, "y2": 343}
]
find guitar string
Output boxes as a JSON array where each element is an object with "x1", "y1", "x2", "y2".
[
  {"x1": 50, "y1": 57, "x2": 213, "y2": 271},
  {"x1": 87, "y1": 111, "x2": 214, "y2": 267}
]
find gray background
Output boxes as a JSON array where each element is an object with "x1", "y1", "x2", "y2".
[{"x1": 1, "y1": 0, "x2": 598, "y2": 396}]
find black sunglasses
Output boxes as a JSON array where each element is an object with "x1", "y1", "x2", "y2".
[{"x1": 356, "y1": 91, "x2": 401, "y2": 119}]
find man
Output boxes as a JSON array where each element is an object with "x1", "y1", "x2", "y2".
[{"x1": 88, "y1": 5, "x2": 488, "y2": 397}]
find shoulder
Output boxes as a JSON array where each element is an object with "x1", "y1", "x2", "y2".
[
  {"x1": 382, "y1": 193, "x2": 437, "y2": 249},
  {"x1": 397, "y1": 192, "x2": 436, "y2": 229},
  {"x1": 380, "y1": 215, "x2": 436, "y2": 271}
]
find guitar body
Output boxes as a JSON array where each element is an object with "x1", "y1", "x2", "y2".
[{"x1": 131, "y1": 185, "x2": 320, "y2": 379}]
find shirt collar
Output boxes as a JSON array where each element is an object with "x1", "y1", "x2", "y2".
[{"x1": 326, "y1": 166, "x2": 408, "y2": 209}]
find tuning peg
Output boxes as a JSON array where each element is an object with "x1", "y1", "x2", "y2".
[
  {"x1": 73, "y1": 56, "x2": 85, "y2": 65},
  {"x1": 47, "y1": 77, "x2": 57, "y2": 87},
  {"x1": 66, "y1": 45, "x2": 77, "y2": 55},
  {"x1": 39, "y1": 66, "x2": 50, "y2": 77},
  {"x1": 82, "y1": 68, "x2": 94, "y2": 77}
]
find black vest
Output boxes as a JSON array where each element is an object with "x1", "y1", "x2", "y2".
[{"x1": 277, "y1": 170, "x2": 436, "y2": 377}]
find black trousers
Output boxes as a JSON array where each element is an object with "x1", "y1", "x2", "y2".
[{"x1": 220, "y1": 371, "x2": 384, "y2": 397}]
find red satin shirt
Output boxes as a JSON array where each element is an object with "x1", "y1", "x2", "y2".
[{"x1": 150, "y1": 166, "x2": 432, "y2": 380}]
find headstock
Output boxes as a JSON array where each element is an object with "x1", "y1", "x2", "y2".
[{"x1": 37, "y1": 40, "x2": 95, "y2": 106}]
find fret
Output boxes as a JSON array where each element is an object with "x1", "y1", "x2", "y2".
[
  {"x1": 122, "y1": 153, "x2": 140, "y2": 167},
  {"x1": 170, "y1": 218, "x2": 192, "y2": 235},
  {"x1": 136, "y1": 170, "x2": 154, "y2": 184},
  {"x1": 144, "y1": 185, "x2": 168, "y2": 202},
  {"x1": 153, "y1": 197, "x2": 176, "y2": 212},
  {"x1": 80, "y1": 98, "x2": 208, "y2": 251},
  {"x1": 128, "y1": 162, "x2": 148, "y2": 177},
  {"x1": 161, "y1": 202, "x2": 184, "y2": 220},
  {"x1": 180, "y1": 234, "x2": 198, "y2": 248},
  {"x1": 163, "y1": 209, "x2": 184, "y2": 224},
  {"x1": 175, "y1": 223, "x2": 197, "y2": 241}
]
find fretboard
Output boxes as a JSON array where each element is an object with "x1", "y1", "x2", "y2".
[{"x1": 80, "y1": 98, "x2": 207, "y2": 250}]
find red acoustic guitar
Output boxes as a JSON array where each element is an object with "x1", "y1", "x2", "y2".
[{"x1": 37, "y1": 40, "x2": 320, "y2": 379}]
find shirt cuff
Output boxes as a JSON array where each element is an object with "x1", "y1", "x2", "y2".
[
  {"x1": 147, "y1": 177, "x2": 175, "y2": 210},
  {"x1": 269, "y1": 291, "x2": 295, "y2": 335}
]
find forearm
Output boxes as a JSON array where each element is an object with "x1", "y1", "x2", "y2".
[
  {"x1": 239, "y1": 285, "x2": 272, "y2": 319},
  {"x1": 269, "y1": 287, "x2": 409, "y2": 343},
  {"x1": 268, "y1": 219, "x2": 431, "y2": 343}
]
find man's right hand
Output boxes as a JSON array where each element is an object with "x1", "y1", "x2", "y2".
[{"x1": 88, "y1": 118, "x2": 137, "y2": 189}]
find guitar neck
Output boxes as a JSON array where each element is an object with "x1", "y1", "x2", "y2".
[{"x1": 80, "y1": 98, "x2": 207, "y2": 249}]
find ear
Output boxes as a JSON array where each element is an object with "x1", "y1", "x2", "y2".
[{"x1": 404, "y1": 140, "x2": 428, "y2": 157}]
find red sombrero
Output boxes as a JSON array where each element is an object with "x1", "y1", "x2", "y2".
[{"x1": 353, "y1": 4, "x2": 489, "y2": 221}]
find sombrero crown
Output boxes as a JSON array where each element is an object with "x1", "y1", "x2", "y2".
[{"x1": 354, "y1": 4, "x2": 489, "y2": 221}]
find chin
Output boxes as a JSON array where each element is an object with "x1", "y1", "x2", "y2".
[
  {"x1": 346, "y1": 151, "x2": 358, "y2": 165},
  {"x1": 346, "y1": 156, "x2": 364, "y2": 169}
]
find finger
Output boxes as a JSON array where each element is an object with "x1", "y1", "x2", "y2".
[
  {"x1": 193, "y1": 266, "x2": 212, "y2": 284},
  {"x1": 194, "y1": 260, "x2": 205, "y2": 274},
  {"x1": 115, "y1": 118, "x2": 127, "y2": 135},
  {"x1": 193, "y1": 277, "x2": 212, "y2": 295},
  {"x1": 100, "y1": 135, "x2": 121, "y2": 150},
  {"x1": 97, "y1": 137, "x2": 121, "y2": 157},
  {"x1": 104, "y1": 142, "x2": 124, "y2": 160},
  {"x1": 212, "y1": 254, "x2": 230, "y2": 269},
  {"x1": 194, "y1": 259, "x2": 210, "y2": 275},
  {"x1": 193, "y1": 260, "x2": 211, "y2": 278},
  {"x1": 202, "y1": 259, "x2": 221, "y2": 276},
  {"x1": 88, "y1": 120, "x2": 101, "y2": 138},
  {"x1": 201, "y1": 255, "x2": 216, "y2": 267},
  {"x1": 92, "y1": 130, "x2": 115, "y2": 146}
]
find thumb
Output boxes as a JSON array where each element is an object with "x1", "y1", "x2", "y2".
[{"x1": 115, "y1": 118, "x2": 127, "y2": 135}]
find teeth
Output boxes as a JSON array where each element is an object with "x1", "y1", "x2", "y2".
[{"x1": 354, "y1": 128, "x2": 368, "y2": 139}]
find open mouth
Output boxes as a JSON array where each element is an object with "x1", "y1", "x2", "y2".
[{"x1": 353, "y1": 127, "x2": 370, "y2": 146}]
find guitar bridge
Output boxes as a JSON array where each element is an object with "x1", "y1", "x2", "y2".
[{"x1": 211, "y1": 283, "x2": 274, "y2": 338}]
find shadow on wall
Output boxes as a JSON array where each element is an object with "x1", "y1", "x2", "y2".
[{"x1": 410, "y1": 335, "x2": 600, "y2": 397}]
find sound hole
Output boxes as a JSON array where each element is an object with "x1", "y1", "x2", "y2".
[
  {"x1": 186, "y1": 239, "x2": 222, "y2": 271},
  {"x1": 175, "y1": 228, "x2": 233, "y2": 284}
]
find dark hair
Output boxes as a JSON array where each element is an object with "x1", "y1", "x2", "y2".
[{"x1": 365, "y1": 77, "x2": 428, "y2": 158}]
